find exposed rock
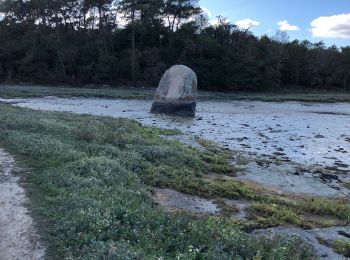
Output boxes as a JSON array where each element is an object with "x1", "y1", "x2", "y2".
[
  {"x1": 151, "y1": 65, "x2": 197, "y2": 117},
  {"x1": 153, "y1": 188, "x2": 250, "y2": 220},
  {"x1": 153, "y1": 188, "x2": 219, "y2": 215},
  {"x1": 254, "y1": 226, "x2": 350, "y2": 259}
]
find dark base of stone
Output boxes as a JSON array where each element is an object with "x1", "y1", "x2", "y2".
[{"x1": 151, "y1": 102, "x2": 196, "y2": 117}]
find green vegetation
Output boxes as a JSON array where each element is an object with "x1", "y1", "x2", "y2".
[
  {"x1": 0, "y1": 104, "x2": 316, "y2": 259},
  {"x1": 196, "y1": 137, "x2": 240, "y2": 174},
  {"x1": 317, "y1": 237, "x2": 350, "y2": 258},
  {"x1": 210, "y1": 92, "x2": 350, "y2": 103},
  {"x1": 333, "y1": 240, "x2": 350, "y2": 257},
  {"x1": 0, "y1": 85, "x2": 153, "y2": 99},
  {"x1": 2, "y1": 85, "x2": 350, "y2": 104},
  {"x1": 248, "y1": 203, "x2": 303, "y2": 227},
  {"x1": 344, "y1": 182, "x2": 350, "y2": 189},
  {"x1": 0, "y1": 1, "x2": 349, "y2": 91},
  {"x1": 300, "y1": 197, "x2": 350, "y2": 223},
  {"x1": 214, "y1": 199, "x2": 240, "y2": 217},
  {"x1": 200, "y1": 151, "x2": 233, "y2": 174},
  {"x1": 0, "y1": 103, "x2": 349, "y2": 258}
]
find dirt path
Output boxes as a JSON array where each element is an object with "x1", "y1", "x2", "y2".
[{"x1": 0, "y1": 149, "x2": 45, "y2": 260}]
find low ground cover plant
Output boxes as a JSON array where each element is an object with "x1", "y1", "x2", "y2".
[{"x1": 0, "y1": 104, "x2": 325, "y2": 258}]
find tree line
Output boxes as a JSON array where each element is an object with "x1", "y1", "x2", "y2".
[{"x1": 0, "y1": 0, "x2": 349, "y2": 91}]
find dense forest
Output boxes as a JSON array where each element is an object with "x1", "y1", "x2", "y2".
[{"x1": 0, "y1": 0, "x2": 349, "y2": 91}]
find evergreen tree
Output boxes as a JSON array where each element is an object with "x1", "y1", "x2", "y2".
[{"x1": 0, "y1": 0, "x2": 348, "y2": 91}]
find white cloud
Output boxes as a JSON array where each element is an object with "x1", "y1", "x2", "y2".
[
  {"x1": 311, "y1": 13, "x2": 350, "y2": 39},
  {"x1": 201, "y1": 7, "x2": 227, "y2": 27},
  {"x1": 201, "y1": 7, "x2": 212, "y2": 18},
  {"x1": 277, "y1": 20, "x2": 299, "y2": 31},
  {"x1": 209, "y1": 19, "x2": 218, "y2": 26},
  {"x1": 210, "y1": 17, "x2": 230, "y2": 26},
  {"x1": 235, "y1": 18, "x2": 260, "y2": 30}
]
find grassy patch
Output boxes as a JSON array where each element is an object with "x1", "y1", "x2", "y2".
[
  {"x1": 196, "y1": 137, "x2": 238, "y2": 174},
  {"x1": 1, "y1": 84, "x2": 350, "y2": 103},
  {"x1": 344, "y1": 182, "x2": 350, "y2": 189},
  {"x1": 0, "y1": 84, "x2": 153, "y2": 99},
  {"x1": 200, "y1": 91, "x2": 350, "y2": 103},
  {"x1": 214, "y1": 199, "x2": 240, "y2": 217},
  {"x1": 334, "y1": 240, "x2": 350, "y2": 257},
  {"x1": 0, "y1": 104, "x2": 316, "y2": 259},
  {"x1": 201, "y1": 152, "x2": 234, "y2": 174},
  {"x1": 299, "y1": 197, "x2": 350, "y2": 223},
  {"x1": 317, "y1": 237, "x2": 350, "y2": 258},
  {"x1": 248, "y1": 203, "x2": 303, "y2": 228}
]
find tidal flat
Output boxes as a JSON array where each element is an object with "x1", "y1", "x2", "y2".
[
  {"x1": 2, "y1": 96, "x2": 349, "y2": 197},
  {"x1": 1, "y1": 88, "x2": 350, "y2": 259}
]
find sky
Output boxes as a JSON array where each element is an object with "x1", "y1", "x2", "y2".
[{"x1": 200, "y1": 0, "x2": 350, "y2": 47}]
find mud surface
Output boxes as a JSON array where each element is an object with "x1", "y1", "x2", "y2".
[
  {"x1": 154, "y1": 188, "x2": 348, "y2": 259},
  {"x1": 239, "y1": 162, "x2": 350, "y2": 197},
  {"x1": 0, "y1": 149, "x2": 45, "y2": 260},
  {"x1": 153, "y1": 188, "x2": 249, "y2": 219},
  {"x1": 2, "y1": 97, "x2": 349, "y2": 197},
  {"x1": 153, "y1": 188, "x2": 220, "y2": 215},
  {"x1": 254, "y1": 226, "x2": 350, "y2": 259}
]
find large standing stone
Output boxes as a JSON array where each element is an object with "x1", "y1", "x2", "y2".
[{"x1": 151, "y1": 65, "x2": 197, "y2": 117}]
